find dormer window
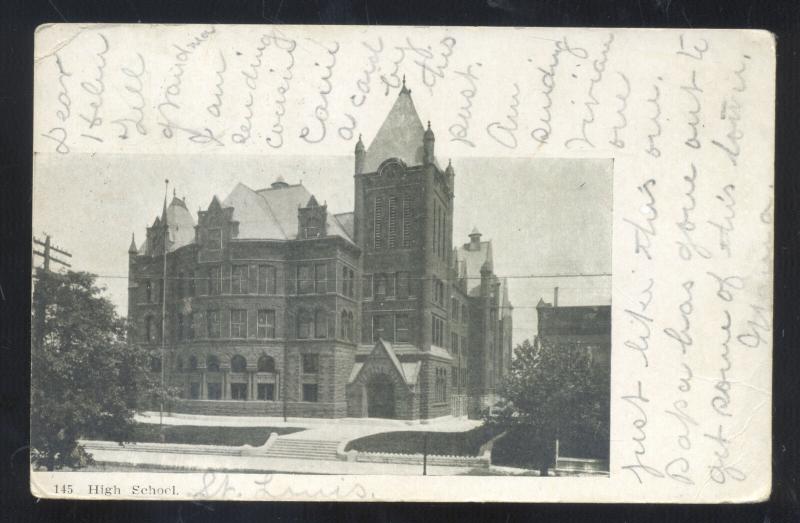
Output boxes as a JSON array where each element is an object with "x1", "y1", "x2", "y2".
[{"x1": 206, "y1": 228, "x2": 221, "y2": 250}]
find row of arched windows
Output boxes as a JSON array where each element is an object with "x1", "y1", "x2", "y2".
[{"x1": 174, "y1": 354, "x2": 276, "y2": 373}]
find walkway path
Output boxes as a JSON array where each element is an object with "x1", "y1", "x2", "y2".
[
  {"x1": 83, "y1": 441, "x2": 477, "y2": 476},
  {"x1": 133, "y1": 411, "x2": 482, "y2": 463}
]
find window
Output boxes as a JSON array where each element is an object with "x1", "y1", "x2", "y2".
[
  {"x1": 374, "y1": 197, "x2": 384, "y2": 249},
  {"x1": 175, "y1": 356, "x2": 184, "y2": 371},
  {"x1": 374, "y1": 274, "x2": 387, "y2": 296},
  {"x1": 303, "y1": 217, "x2": 320, "y2": 239},
  {"x1": 297, "y1": 309, "x2": 312, "y2": 339},
  {"x1": 206, "y1": 355, "x2": 220, "y2": 372},
  {"x1": 176, "y1": 313, "x2": 184, "y2": 341},
  {"x1": 451, "y1": 333, "x2": 459, "y2": 354},
  {"x1": 231, "y1": 265, "x2": 248, "y2": 294},
  {"x1": 302, "y1": 383, "x2": 319, "y2": 402},
  {"x1": 462, "y1": 304, "x2": 468, "y2": 324},
  {"x1": 342, "y1": 266, "x2": 355, "y2": 297},
  {"x1": 435, "y1": 368, "x2": 447, "y2": 403},
  {"x1": 395, "y1": 313, "x2": 409, "y2": 343},
  {"x1": 297, "y1": 265, "x2": 313, "y2": 294},
  {"x1": 341, "y1": 310, "x2": 354, "y2": 341},
  {"x1": 145, "y1": 316, "x2": 157, "y2": 344},
  {"x1": 396, "y1": 272, "x2": 409, "y2": 298},
  {"x1": 206, "y1": 228, "x2": 222, "y2": 250},
  {"x1": 363, "y1": 274, "x2": 373, "y2": 298},
  {"x1": 373, "y1": 314, "x2": 393, "y2": 342},
  {"x1": 451, "y1": 298, "x2": 459, "y2": 322},
  {"x1": 188, "y1": 355, "x2": 198, "y2": 370},
  {"x1": 314, "y1": 310, "x2": 327, "y2": 338},
  {"x1": 231, "y1": 355, "x2": 247, "y2": 373},
  {"x1": 257, "y1": 309, "x2": 276, "y2": 339},
  {"x1": 207, "y1": 310, "x2": 221, "y2": 338},
  {"x1": 145, "y1": 280, "x2": 152, "y2": 302},
  {"x1": 452, "y1": 366, "x2": 459, "y2": 387},
  {"x1": 208, "y1": 266, "x2": 220, "y2": 295},
  {"x1": 302, "y1": 353, "x2": 319, "y2": 374},
  {"x1": 315, "y1": 264, "x2": 327, "y2": 293},
  {"x1": 258, "y1": 265, "x2": 277, "y2": 294},
  {"x1": 207, "y1": 382, "x2": 222, "y2": 400},
  {"x1": 188, "y1": 313, "x2": 196, "y2": 340},
  {"x1": 388, "y1": 196, "x2": 397, "y2": 248},
  {"x1": 231, "y1": 383, "x2": 248, "y2": 400},
  {"x1": 149, "y1": 356, "x2": 161, "y2": 372},
  {"x1": 177, "y1": 272, "x2": 184, "y2": 298},
  {"x1": 257, "y1": 383, "x2": 275, "y2": 400},
  {"x1": 402, "y1": 198, "x2": 412, "y2": 248},
  {"x1": 432, "y1": 314, "x2": 444, "y2": 347},
  {"x1": 189, "y1": 382, "x2": 201, "y2": 399},
  {"x1": 257, "y1": 355, "x2": 275, "y2": 373},
  {"x1": 433, "y1": 279, "x2": 445, "y2": 305},
  {"x1": 230, "y1": 309, "x2": 247, "y2": 338},
  {"x1": 188, "y1": 270, "x2": 195, "y2": 297}
]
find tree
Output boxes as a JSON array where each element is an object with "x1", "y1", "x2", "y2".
[
  {"x1": 30, "y1": 269, "x2": 151, "y2": 470},
  {"x1": 486, "y1": 338, "x2": 609, "y2": 476}
]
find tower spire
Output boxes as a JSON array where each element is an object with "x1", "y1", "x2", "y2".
[
  {"x1": 400, "y1": 75, "x2": 410, "y2": 95},
  {"x1": 161, "y1": 179, "x2": 169, "y2": 226}
]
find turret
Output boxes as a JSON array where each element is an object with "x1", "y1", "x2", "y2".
[
  {"x1": 355, "y1": 134, "x2": 366, "y2": 174},
  {"x1": 423, "y1": 121, "x2": 435, "y2": 166},
  {"x1": 128, "y1": 232, "x2": 138, "y2": 256},
  {"x1": 468, "y1": 227, "x2": 482, "y2": 250}
]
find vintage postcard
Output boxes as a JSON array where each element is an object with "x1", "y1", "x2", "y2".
[{"x1": 30, "y1": 24, "x2": 774, "y2": 502}]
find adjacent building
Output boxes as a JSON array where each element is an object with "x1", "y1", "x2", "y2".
[{"x1": 127, "y1": 84, "x2": 512, "y2": 420}]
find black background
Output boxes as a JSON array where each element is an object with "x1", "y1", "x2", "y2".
[{"x1": 1, "y1": 0, "x2": 798, "y2": 521}]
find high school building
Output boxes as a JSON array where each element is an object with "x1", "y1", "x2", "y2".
[{"x1": 127, "y1": 84, "x2": 513, "y2": 420}]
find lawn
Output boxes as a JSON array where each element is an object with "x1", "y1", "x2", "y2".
[
  {"x1": 86, "y1": 424, "x2": 305, "y2": 446},
  {"x1": 344, "y1": 425, "x2": 503, "y2": 457}
]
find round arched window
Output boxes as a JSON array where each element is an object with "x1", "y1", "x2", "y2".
[
  {"x1": 257, "y1": 355, "x2": 275, "y2": 373},
  {"x1": 231, "y1": 355, "x2": 247, "y2": 373},
  {"x1": 206, "y1": 355, "x2": 220, "y2": 372},
  {"x1": 188, "y1": 355, "x2": 198, "y2": 370}
]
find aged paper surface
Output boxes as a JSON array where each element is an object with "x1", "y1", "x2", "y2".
[{"x1": 31, "y1": 24, "x2": 774, "y2": 502}]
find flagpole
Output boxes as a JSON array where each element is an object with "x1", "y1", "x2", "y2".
[{"x1": 159, "y1": 179, "x2": 169, "y2": 440}]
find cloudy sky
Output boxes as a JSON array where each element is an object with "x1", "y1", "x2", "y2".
[{"x1": 33, "y1": 154, "x2": 612, "y2": 346}]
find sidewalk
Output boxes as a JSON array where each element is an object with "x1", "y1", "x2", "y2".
[
  {"x1": 85, "y1": 442, "x2": 476, "y2": 476},
  {"x1": 136, "y1": 412, "x2": 482, "y2": 442}
]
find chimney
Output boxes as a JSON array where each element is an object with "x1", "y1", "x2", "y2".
[{"x1": 554, "y1": 286, "x2": 559, "y2": 307}]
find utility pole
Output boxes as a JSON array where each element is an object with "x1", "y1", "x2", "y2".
[
  {"x1": 32, "y1": 235, "x2": 73, "y2": 351},
  {"x1": 159, "y1": 180, "x2": 169, "y2": 441},
  {"x1": 33, "y1": 235, "x2": 72, "y2": 272}
]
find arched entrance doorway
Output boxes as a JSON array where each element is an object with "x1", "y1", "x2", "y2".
[{"x1": 366, "y1": 374, "x2": 396, "y2": 418}]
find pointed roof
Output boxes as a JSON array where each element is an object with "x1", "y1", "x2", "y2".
[
  {"x1": 363, "y1": 88, "x2": 430, "y2": 173},
  {"x1": 348, "y1": 339, "x2": 414, "y2": 388},
  {"x1": 165, "y1": 195, "x2": 195, "y2": 250},
  {"x1": 128, "y1": 233, "x2": 138, "y2": 254},
  {"x1": 223, "y1": 182, "x2": 285, "y2": 240}
]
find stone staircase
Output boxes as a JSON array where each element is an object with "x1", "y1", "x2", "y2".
[{"x1": 265, "y1": 438, "x2": 340, "y2": 461}]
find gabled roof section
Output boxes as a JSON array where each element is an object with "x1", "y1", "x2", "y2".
[
  {"x1": 333, "y1": 212, "x2": 354, "y2": 239},
  {"x1": 223, "y1": 182, "x2": 285, "y2": 239},
  {"x1": 456, "y1": 239, "x2": 494, "y2": 294},
  {"x1": 363, "y1": 89, "x2": 428, "y2": 173},
  {"x1": 349, "y1": 339, "x2": 412, "y2": 388},
  {"x1": 255, "y1": 182, "x2": 353, "y2": 243}
]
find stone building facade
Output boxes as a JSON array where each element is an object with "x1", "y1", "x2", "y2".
[{"x1": 128, "y1": 85, "x2": 512, "y2": 420}]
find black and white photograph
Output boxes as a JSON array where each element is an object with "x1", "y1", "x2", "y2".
[{"x1": 32, "y1": 84, "x2": 611, "y2": 478}]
